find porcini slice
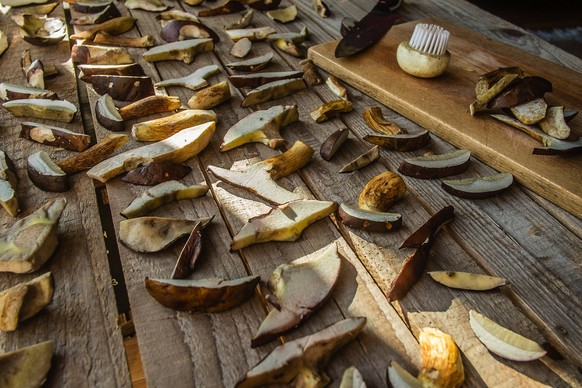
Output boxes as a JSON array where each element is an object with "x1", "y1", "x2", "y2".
[
  {"x1": 225, "y1": 9, "x2": 254, "y2": 30},
  {"x1": 160, "y1": 20, "x2": 219, "y2": 43},
  {"x1": 226, "y1": 27, "x2": 276, "y2": 42},
  {"x1": 340, "y1": 367, "x2": 366, "y2": 388},
  {"x1": 78, "y1": 63, "x2": 144, "y2": 83},
  {"x1": 221, "y1": 105, "x2": 298, "y2": 151},
  {"x1": 0, "y1": 152, "x2": 19, "y2": 216},
  {"x1": 363, "y1": 106, "x2": 406, "y2": 135},
  {"x1": 145, "y1": 275, "x2": 259, "y2": 312},
  {"x1": 237, "y1": 317, "x2": 366, "y2": 387},
  {"x1": 469, "y1": 310, "x2": 546, "y2": 361},
  {"x1": 252, "y1": 242, "x2": 341, "y2": 347},
  {"x1": 143, "y1": 38, "x2": 213, "y2": 64},
  {"x1": 188, "y1": 80, "x2": 231, "y2": 110},
  {"x1": 339, "y1": 145, "x2": 379, "y2": 173},
  {"x1": 358, "y1": 171, "x2": 406, "y2": 212},
  {"x1": 72, "y1": 3, "x2": 121, "y2": 25},
  {"x1": 271, "y1": 39, "x2": 303, "y2": 58},
  {"x1": 337, "y1": 203, "x2": 402, "y2": 232},
  {"x1": 326, "y1": 75, "x2": 348, "y2": 100},
  {"x1": 155, "y1": 64, "x2": 220, "y2": 90},
  {"x1": 71, "y1": 44, "x2": 134, "y2": 65},
  {"x1": 91, "y1": 75, "x2": 155, "y2": 102},
  {"x1": 241, "y1": 78, "x2": 307, "y2": 107},
  {"x1": 0, "y1": 198, "x2": 66, "y2": 274},
  {"x1": 93, "y1": 32, "x2": 156, "y2": 48},
  {"x1": 442, "y1": 172, "x2": 513, "y2": 199},
  {"x1": 0, "y1": 340, "x2": 54, "y2": 388},
  {"x1": 248, "y1": 0, "x2": 281, "y2": 11},
  {"x1": 122, "y1": 162, "x2": 192, "y2": 186},
  {"x1": 387, "y1": 361, "x2": 422, "y2": 388},
  {"x1": 320, "y1": 127, "x2": 349, "y2": 161},
  {"x1": 27, "y1": 151, "x2": 69, "y2": 192},
  {"x1": 229, "y1": 70, "x2": 304, "y2": 88},
  {"x1": 398, "y1": 150, "x2": 471, "y2": 179},
  {"x1": 132, "y1": 109, "x2": 217, "y2": 142},
  {"x1": 156, "y1": 10, "x2": 199, "y2": 26},
  {"x1": 208, "y1": 140, "x2": 313, "y2": 205},
  {"x1": 300, "y1": 58, "x2": 323, "y2": 86},
  {"x1": 95, "y1": 94, "x2": 124, "y2": 132},
  {"x1": 538, "y1": 106, "x2": 571, "y2": 140},
  {"x1": 488, "y1": 76, "x2": 553, "y2": 110},
  {"x1": 58, "y1": 134, "x2": 129, "y2": 174},
  {"x1": 11, "y1": 14, "x2": 66, "y2": 46},
  {"x1": 311, "y1": 100, "x2": 353, "y2": 123},
  {"x1": 428, "y1": 271, "x2": 508, "y2": 291},
  {"x1": 3, "y1": 99, "x2": 77, "y2": 123},
  {"x1": 120, "y1": 181, "x2": 209, "y2": 218},
  {"x1": 226, "y1": 52, "x2": 273, "y2": 72},
  {"x1": 171, "y1": 221, "x2": 203, "y2": 279},
  {"x1": 125, "y1": 0, "x2": 169, "y2": 12},
  {"x1": 87, "y1": 121, "x2": 216, "y2": 182},
  {"x1": 0, "y1": 30, "x2": 8, "y2": 58},
  {"x1": 313, "y1": 0, "x2": 330, "y2": 17},
  {"x1": 418, "y1": 328, "x2": 464, "y2": 387},
  {"x1": 198, "y1": 0, "x2": 246, "y2": 17},
  {"x1": 70, "y1": 16, "x2": 136, "y2": 40},
  {"x1": 365, "y1": 131, "x2": 430, "y2": 152},
  {"x1": 231, "y1": 199, "x2": 337, "y2": 250},
  {"x1": 469, "y1": 73, "x2": 520, "y2": 115},
  {"x1": 268, "y1": 26, "x2": 309, "y2": 45},
  {"x1": 73, "y1": 0, "x2": 114, "y2": 13},
  {"x1": 510, "y1": 98, "x2": 547, "y2": 125},
  {"x1": 0, "y1": 82, "x2": 57, "y2": 101},
  {"x1": 119, "y1": 216, "x2": 212, "y2": 253},
  {"x1": 230, "y1": 38, "x2": 252, "y2": 58},
  {"x1": 267, "y1": 5, "x2": 297, "y2": 23},
  {"x1": 118, "y1": 95, "x2": 181, "y2": 120},
  {"x1": 20, "y1": 122, "x2": 91, "y2": 152}
]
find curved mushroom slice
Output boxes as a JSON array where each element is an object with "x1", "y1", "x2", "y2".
[
  {"x1": 87, "y1": 121, "x2": 215, "y2": 182},
  {"x1": 358, "y1": 171, "x2": 406, "y2": 212},
  {"x1": 0, "y1": 198, "x2": 67, "y2": 274},
  {"x1": 27, "y1": 151, "x2": 69, "y2": 192},
  {"x1": 311, "y1": 99, "x2": 353, "y2": 123},
  {"x1": 510, "y1": 97, "x2": 547, "y2": 125},
  {"x1": 95, "y1": 93, "x2": 124, "y2": 131},
  {"x1": 0, "y1": 82, "x2": 57, "y2": 101},
  {"x1": 326, "y1": 75, "x2": 347, "y2": 100},
  {"x1": 21, "y1": 53, "x2": 46, "y2": 89},
  {"x1": 3, "y1": 99, "x2": 77, "y2": 123},
  {"x1": 320, "y1": 127, "x2": 349, "y2": 160},
  {"x1": 154, "y1": 64, "x2": 220, "y2": 90},
  {"x1": 418, "y1": 328, "x2": 464, "y2": 387},
  {"x1": 0, "y1": 340, "x2": 54, "y2": 388},
  {"x1": 226, "y1": 52, "x2": 273, "y2": 72},
  {"x1": 442, "y1": 172, "x2": 513, "y2": 199},
  {"x1": 0, "y1": 30, "x2": 8, "y2": 58},
  {"x1": 538, "y1": 106, "x2": 570, "y2": 140},
  {"x1": 91, "y1": 75, "x2": 155, "y2": 102},
  {"x1": 241, "y1": 78, "x2": 307, "y2": 107},
  {"x1": 252, "y1": 243, "x2": 341, "y2": 347},
  {"x1": 398, "y1": 150, "x2": 471, "y2": 179},
  {"x1": 469, "y1": 70, "x2": 521, "y2": 115},
  {"x1": 469, "y1": 310, "x2": 546, "y2": 361},
  {"x1": 156, "y1": 10, "x2": 199, "y2": 27},
  {"x1": 230, "y1": 38, "x2": 252, "y2": 58},
  {"x1": 337, "y1": 203, "x2": 402, "y2": 232},
  {"x1": 198, "y1": 0, "x2": 246, "y2": 17},
  {"x1": 339, "y1": 145, "x2": 379, "y2": 173},
  {"x1": 226, "y1": 27, "x2": 276, "y2": 42},
  {"x1": 267, "y1": 4, "x2": 297, "y2": 23},
  {"x1": 125, "y1": 0, "x2": 169, "y2": 12},
  {"x1": 488, "y1": 76, "x2": 552, "y2": 110},
  {"x1": 11, "y1": 14, "x2": 66, "y2": 46},
  {"x1": 340, "y1": 367, "x2": 366, "y2": 388},
  {"x1": 146, "y1": 275, "x2": 259, "y2": 312},
  {"x1": 229, "y1": 70, "x2": 304, "y2": 88},
  {"x1": 387, "y1": 360, "x2": 423, "y2": 388},
  {"x1": 300, "y1": 58, "x2": 323, "y2": 86},
  {"x1": 221, "y1": 104, "x2": 298, "y2": 151},
  {"x1": 119, "y1": 216, "x2": 212, "y2": 253},
  {"x1": 93, "y1": 33, "x2": 156, "y2": 48},
  {"x1": 0, "y1": 272, "x2": 54, "y2": 331},
  {"x1": 1, "y1": 151, "x2": 20, "y2": 217},
  {"x1": 122, "y1": 162, "x2": 192, "y2": 186},
  {"x1": 143, "y1": 38, "x2": 214, "y2": 64},
  {"x1": 20, "y1": 122, "x2": 91, "y2": 152},
  {"x1": 70, "y1": 16, "x2": 136, "y2": 40},
  {"x1": 0, "y1": 0, "x2": 48, "y2": 6},
  {"x1": 362, "y1": 106, "x2": 406, "y2": 135},
  {"x1": 160, "y1": 20, "x2": 219, "y2": 43},
  {"x1": 57, "y1": 134, "x2": 128, "y2": 174},
  {"x1": 268, "y1": 26, "x2": 309, "y2": 45},
  {"x1": 428, "y1": 271, "x2": 508, "y2": 291},
  {"x1": 313, "y1": 0, "x2": 331, "y2": 17},
  {"x1": 171, "y1": 221, "x2": 203, "y2": 279},
  {"x1": 118, "y1": 95, "x2": 181, "y2": 120},
  {"x1": 131, "y1": 109, "x2": 217, "y2": 142},
  {"x1": 71, "y1": 44, "x2": 134, "y2": 65},
  {"x1": 188, "y1": 80, "x2": 231, "y2": 110},
  {"x1": 120, "y1": 181, "x2": 209, "y2": 218},
  {"x1": 208, "y1": 140, "x2": 313, "y2": 205},
  {"x1": 231, "y1": 199, "x2": 337, "y2": 250},
  {"x1": 73, "y1": 0, "x2": 114, "y2": 13},
  {"x1": 237, "y1": 317, "x2": 366, "y2": 387},
  {"x1": 78, "y1": 63, "x2": 144, "y2": 83},
  {"x1": 271, "y1": 39, "x2": 303, "y2": 58},
  {"x1": 72, "y1": 3, "x2": 121, "y2": 25},
  {"x1": 225, "y1": 9, "x2": 254, "y2": 30},
  {"x1": 365, "y1": 131, "x2": 430, "y2": 152}
]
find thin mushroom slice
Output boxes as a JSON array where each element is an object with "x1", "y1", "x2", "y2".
[
  {"x1": 339, "y1": 146, "x2": 379, "y2": 173},
  {"x1": 428, "y1": 271, "x2": 508, "y2": 291}
]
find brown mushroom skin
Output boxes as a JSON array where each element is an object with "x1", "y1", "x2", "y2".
[
  {"x1": 91, "y1": 75, "x2": 155, "y2": 102},
  {"x1": 364, "y1": 131, "x2": 431, "y2": 152},
  {"x1": 488, "y1": 76, "x2": 553, "y2": 109},
  {"x1": 358, "y1": 171, "x2": 407, "y2": 212}
]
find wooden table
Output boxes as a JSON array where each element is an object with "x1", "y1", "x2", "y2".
[{"x1": 0, "y1": 0, "x2": 580, "y2": 386}]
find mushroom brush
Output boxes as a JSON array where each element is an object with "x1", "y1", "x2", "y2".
[{"x1": 396, "y1": 23, "x2": 451, "y2": 78}]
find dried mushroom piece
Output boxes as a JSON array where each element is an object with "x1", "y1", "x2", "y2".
[
  {"x1": 122, "y1": 162, "x2": 192, "y2": 186},
  {"x1": 320, "y1": 127, "x2": 349, "y2": 161},
  {"x1": 337, "y1": 202, "x2": 401, "y2": 232},
  {"x1": 160, "y1": 20, "x2": 219, "y2": 43},
  {"x1": 312, "y1": 0, "x2": 330, "y2": 17},
  {"x1": 72, "y1": 3, "x2": 121, "y2": 25},
  {"x1": 428, "y1": 271, "x2": 508, "y2": 291},
  {"x1": 125, "y1": 0, "x2": 170, "y2": 12},
  {"x1": 11, "y1": 14, "x2": 66, "y2": 46},
  {"x1": 27, "y1": 151, "x2": 69, "y2": 192},
  {"x1": 95, "y1": 93, "x2": 124, "y2": 132},
  {"x1": 0, "y1": 82, "x2": 57, "y2": 101},
  {"x1": 248, "y1": 0, "x2": 281, "y2": 11},
  {"x1": 398, "y1": 150, "x2": 471, "y2": 179},
  {"x1": 71, "y1": 44, "x2": 134, "y2": 65},
  {"x1": 198, "y1": 1, "x2": 245, "y2": 17},
  {"x1": 488, "y1": 76, "x2": 552, "y2": 110},
  {"x1": 442, "y1": 172, "x2": 513, "y2": 199},
  {"x1": 326, "y1": 75, "x2": 347, "y2": 100},
  {"x1": 20, "y1": 122, "x2": 91, "y2": 152},
  {"x1": 311, "y1": 100, "x2": 352, "y2": 123},
  {"x1": 188, "y1": 81, "x2": 231, "y2": 110},
  {"x1": 225, "y1": 10, "x2": 254, "y2": 30},
  {"x1": 242, "y1": 78, "x2": 307, "y2": 107},
  {"x1": 58, "y1": 134, "x2": 129, "y2": 174},
  {"x1": 70, "y1": 16, "x2": 135, "y2": 40},
  {"x1": 3, "y1": 99, "x2": 77, "y2": 123},
  {"x1": 230, "y1": 38, "x2": 252, "y2": 58},
  {"x1": 226, "y1": 27, "x2": 276, "y2": 42},
  {"x1": 538, "y1": 106, "x2": 571, "y2": 139},
  {"x1": 271, "y1": 39, "x2": 303, "y2": 58},
  {"x1": 143, "y1": 39, "x2": 214, "y2": 64},
  {"x1": 156, "y1": 10, "x2": 199, "y2": 26},
  {"x1": 0, "y1": 30, "x2": 6, "y2": 58},
  {"x1": 131, "y1": 109, "x2": 217, "y2": 142},
  {"x1": 267, "y1": 5, "x2": 297, "y2": 23},
  {"x1": 339, "y1": 145, "x2": 379, "y2": 173},
  {"x1": 171, "y1": 222, "x2": 203, "y2": 279},
  {"x1": 78, "y1": 63, "x2": 144, "y2": 83},
  {"x1": 0, "y1": 151, "x2": 19, "y2": 217},
  {"x1": 117, "y1": 95, "x2": 182, "y2": 121},
  {"x1": 267, "y1": 26, "x2": 309, "y2": 44},
  {"x1": 228, "y1": 70, "x2": 303, "y2": 88},
  {"x1": 509, "y1": 97, "x2": 547, "y2": 125},
  {"x1": 363, "y1": 107, "x2": 406, "y2": 135},
  {"x1": 358, "y1": 171, "x2": 406, "y2": 212},
  {"x1": 91, "y1": 75, "x2": 155, "y2": 102},
  {"x1": 0, "y1": 340, "x2": 54, "y2": 388},
  {"x1": 93, "y1": 33, "x2": 156, "y2": 48},
  {"x1": 300, "y1": 58, "x2": 323, "y2": 85},
  {"x1": 155, "y1": 64, "x2": 220, "y2": 90},
  {"x1": 340, "y1": 366, "x2": 366, "y2": 388},
  {"x1": 226, "y1": 52, "x2": 274, "y2": 72}
]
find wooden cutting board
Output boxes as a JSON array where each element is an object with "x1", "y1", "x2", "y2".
[{"x1": 308, "y1": 18, "x2": 582, "y2": 218}]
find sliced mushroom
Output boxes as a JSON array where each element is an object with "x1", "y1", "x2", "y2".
[
  {"x1": 362, "y1": 106, "x2": 406, "y2": 135},
  {"x1": 357, "y1": 171, "x2": 406, "y2": 212},
  {"x1": 160, "y1": 20, "x2": 219, "y2": 43},
  {"x1": 122, "y1": 162, "x2": 192, "y2": 186},
  {"x1": 272, "y1": 39, "x2": 304, "y2": 58},
  {"x1": 228, "y1": 70, "x2": 303, "y2": 88},
  {"x1": 72, "y1": 3, "x2": 120, "y2": 25},
  {"x1": 418, "y1": 328, "x2": 464, "y2": 387},
  {"x1": 337, "y1": 202, "x2": 401, "y2": 232},
  {"x1": 326, "y1": 75, "x2": 347, "y2": 100},
  {"x1": 267, "y1": 26, "x2": 309, "y2": 45},
  {"x1": 312, "y1": 0, "x2": 330, "y2": 17},
  {"x1": 0, "y1": 341, "x2": 54, "y2": 388},
  {"x1": 241, "y1": 78, "x2": 307, "y2": 107},
  {"x1": 187, "y1": 80, "x2": 231, "y2": 110},
  {"x1": 248, "y1": 0, "x2": 280, "y2": 11},
  {"x1": 21, "y1": 52, "x2": 45, "y2": 89},
  {"x1": 73, "y1": 0, "x2": 114, "y2": 13},
  {"x1": 469, "y1": 73, "x2": 520, "y2": 115},
  {"x1": 93, "y1": 32, "x2": 156, "y2": 48},
  {"x1": 510, "y1": 97, "x2": 547, "y2": 125},
  {"x1": 132, "y1": 109, "x2": 217, "y2": 142},
  {"x1": 230, "y1": 38, "x2": 252, "y2": 58},
  {"x1": 118, "y1": 95, "x2": 182, "y2": 120},
  {"x1": 71, "y1": 44, "x2": 134, "y2": 65},
  {"x1": 320, "y1": 127, "x2": 349, "y2": 160},
  {"x1": 57, "y1": 134, "x2": 129, "y2": 174},
  {"x1": 0, "y1": 30, "x2": 8, "y2": 58},
  {"x1": 475, "y1": 67, "x2": 524, "y2": 99},
  {"x1": 0, "y1": 82, "x2": 57, "y2": 101},
  {"x1": 27, "y1": 151, "x2": 69, "y2": 192},
  {"x1": 143, "y1": 38, "x2": 214, "y2": 64},
  {"x1": 3, "y1": 99, "x2": 77, "y2": 123},
  {"x1": 364, "y1": 131, "x2": 430, "y2": 152},
  {"x1": 225, "y1": 9, "x2": 254, "y2": 30},
  {"x1": 156, "y1": 10, "x2": 199, "y2": 27},
  {"x1": 78, "y1": 63, "x2": 144, "y2": 83},
  {"x1": 398, "y1": 150, "x2": 471, "y2": 179},
  {"x1": 226, "y1": 52, "x2": 274, "y2": 72},
  {"x1": 91, "y1": 75, "x2": 155, "y2": 102},
  {"x1": 538, "y1": 106, "x2": 571, "y2": 139},
  {"x1": 310, "y1": 100, "x2": 353, "y2": 123},
  {"x1": 125, "y1": 0, "x2": 170, "y2": 12},
  {"x1": 70, "y1": 16, "x2": 136, "y2": 40},
  {"x1": 339, "y1": 146, "x2": 380, "y2": 173},
  {"x1": 154, "y1": 64, "x2": 220, "y2": 90},
  {"x1": 267, "y1": 5, "x2": 297, "y2": 23},
  {"x1": 299, "y1": 58, "x2": 323, "y2": 86},
  {"x1": 442, "y1": 172, "x2": 513, "y2": 199},
  {"x1": 20, "y1": 122, "x2": 91, "y2": 151},
  {"x1": 198, "y1": 1, "x2": 246, "y2": 17},
  {"x1": 11, "y1": 14, "x2": 66, "y2": 46},
  {"x1": 226, "y1": 27, "x2": 276, "y2": 42},
  {"x1": 171, "y1": 221, "x2": 203, "y2": 279},
  {"x1": 488, "y1": 76, "x2": 552, "y2": 110},
  {"x1": 95, "y1": 94, "x2": 124, "y2": 131},
  {"x1": 0, "y1": 151, "x2": 19, "y2": 217}
]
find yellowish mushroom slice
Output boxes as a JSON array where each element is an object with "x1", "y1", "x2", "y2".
[
  {"x1": 155, "y1": 64, "x2": 220, "y2": 90},
  {"x1": 3, "y1": 99, "x2": 77, "y2": 123},
  {"x1": 225, "y1": 9, "x2": 254, "y2": 30},
  {"x1": 340, "y1": 366, "x2": 366, "y2": 388},
  {"x1": 271, "y1": 39, "x2": 303, "y2": 58},
  {"x1": 71, "y1": 44, "x2": 134, "y2": 65},
  {"x1": 230, "y1": 38, "x2": 252, "y2": 58},
  {"x1": 300, "y1": 58, "x2": 323, "y2": 86},
  {"x1": 339, "y1": 145, "x2": 379, "y2": 173},
  {"x1": 226, "y1": 26, "x2": 277, "y2": 42},
  {"x1": 0, "y1": 340, "x2": 54, "y2": 388},
  {"x1": 57, "y1": 134, "x2": 129, "y2": 175},
  {"x1": 538, "y1": 106, "x2": 571, "y2": 139},
  {"x1": 131, "y1": 109, "x2": 217, "y2": 142},
  {"x1": 428, "y1": 271, "x2": 508, "y2": 291},
  {"x1": 27, "y1": 151, "x2": 69, "y2": 192},
  {"x1": 156, "y1": 10, "x2": 199, "y2": 27},
  {"x1": 510, "y1": 97, "x2": 547, "y2": 125},
  {"x1": 469, "y1": 73, "x2": 520, "y2": 115},
  {"x1": 0, "y1": 150, "x2": 20, "y2": 217},
  {"x1": 241, "y1": 78, "x2": 307, "y2": 107},
  {"x1": 0, "y1": 82, "x2": 57, "y2": 101},
  {"x1": 125, "y1": 0, "x2": 169, "y2": 12},
  {"x1": 362, "y1": 106, "x2": 406, "y2": 135},
  {"x1": 188, "y1": 80, "x2": 231, "y2": 110},
  {"x1": 226, "y1": 52, "x2": 273, "y2": 72},
  {"x1": 20, "y1": 122, "x2": 91, "y2": 152},
  {"x1": 267, "y1": 26, "x2": 309, "y2": 45},
  {"x1": 357, "y1": 171, "x2": 406, "y2": 212},
  {"x1": 143, "y1": 38, "x2": 214, "y2": 64},
  {"x1": 418, "y1": 328, "x2": 464, "y2": 387},
  {"x1": 70, "y1": 16, "x2": 136, "y2": 40},
  {"x1": 0, "y1": 30, "x2": 8, "y2": 57},
  {"x1": 310, "y1": 99, "x2": 352, "y2": 123},
  {"x1": 117, "y1": 95, "x2": 182, "y2": 121},
  {"x1": 93, "y1": 32, "x2": 156, "y2": 48},
  {"x1": 326, "y1": 75, "x2": 348, "y2": 100},
  {"x1": 228, "y1": 70, "x2": 304, "y2": 88},
  {"x1": 387, "y1": 360, "x2": 422, "y2": 388},
  {"x1": 267, "y1": 5, "x2": 297, "y2": 23}
]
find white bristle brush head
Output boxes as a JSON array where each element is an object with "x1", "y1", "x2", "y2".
[{"x1": 396, "y1": 23, "x2": 452, "y2": 78}]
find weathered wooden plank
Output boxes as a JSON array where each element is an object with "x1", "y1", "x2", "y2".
[{"x1": 0, "y1": 7, "x2": 130, "y2": 387}]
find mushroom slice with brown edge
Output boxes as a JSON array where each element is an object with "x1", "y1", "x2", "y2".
[
  {"x1": 156, "y1": 10, "x2": 199, "y2": 27},
  {"x1": 3, "y1": 99, "x2": 77, "y2": 123},
  {"x1": 21, "y1": 56, "x2": 45, "y2": 89},
  {"x1": 267, "y1": 26, "x2": 309, "y2": 45},
  {"x1": 231, "y1": 199, "x2": 337, "y2": 250},
  {"x1": 398, "y1": 149, "x2": 471, "y2": 179},
  {"x1": 469, "y1": 72, "x2": 520, "y2": 115},
  {"x1": 510, "y1": 97, "x2": 547, "y2": 125},
  {"x1": 58, "y1": 134, "x2": 128, "y2": 174},
  {"x1": 365, "y1": 131, "x2": 430, "y2": 152},
  {"x1": 300, "y1": 58, "x2": 323, "y2": 86},
  {"x1": 11, "y1": 14, "x2": 66, "y2": 46},
  {"x1": 0, "y1": 83, "x2": 57, "y2": 101},
  {"x1": 313, "y1": 0, "x2": 331, "y2": 17},
  {"x1": 242, "y1": 78, "x2": 307, "y2": 107},
  {"x1": 358, "y1": 171, "x2": 407, "y2": 212},
  {"x1": 225, "y1": 9, "x2": 254, "y2": 30},
  {"x1": 125, "y1": 0, "x2": 169, "y2": 12},
  {"x1": 320, "y1": 127, "x2": 349, "y2": 160},
  {"x1": 488, "y1": 76, "x2": 553, "y2": 110},
  {"x1": 155, "y1": 64, "x2": 220, "y2": 90},
  {"x1": 341, "y1": 367, "x2": 366, "y2": 388},
  {"x1": 248, "y1": 0, "x2": 281, "y2": 11},
  {"x1": 171, "y1": 221, "x2": 203, "y2": 279},
  {"x1": 491, "y1": 114, "x2": 582, "y2": 155},
  {"x1": 0, "y1": 152, "x2": 19, "y2": 217},
  {"x1": 118, "y1": 95, "x2": 181, "y2": 120},
  {"x1": 337, "y1": 203, "x2": 401, "y2": 232},
  {"x1": 0, "y1": 31, "x2": 7, "y2": 58},
  {"x1": 20, "y1": 122, "x2": 91, "y2": 152},
  {"x1": 71, "y1": 44, "x2": 133, "y2": 65},
  {"x1": 95, "y1": 94, "x2": 124, "y2": 131},
  {"x1": 428, "y1": 271, "x2": 508, "y2": 291},
  {"x1": 188, "y1": 80, "x2": 231, "y2": 110},
  {"x1": 120, "y1": 180, "x2": 209, "y2": 218},
  {"x1": 0, "y1": 198, "x2": 66, "y2": 274},
  {"x1": 198, "y1": 0, "x2": 246, "y2": 17},
  {"x1": 87, "y1": 121, "x2": 215, "y2": 182},
  {"x1": 387, "y1": 205, "x2": 454, "y2": 301},
  {"x1": 271, "y1": 39, "x2": 303, "y2": 58},
  {"x1": 362, "y1": 106, "x2": 406, "y2": 135},
  {"x1": 387, "y1": 360, "x2": 423, "y2": 388},
  {"x1": 226, "y1": 27, "x2": 277, "y2": 42},
  {"x1": 237, "y1": 317, "x2": 366, "y2": 387},
  {"x1": 93, "y1": 33, "x2": 156, "y2": 48},
  {"x1": 0, "y1": 272, "x2": 54, "y2": 331},
  {"x1": 0, "y1": 340, "x2": 54, "y2": 388},
  {"x1": 221, "y1": 105, "x2": 298, "y2": 151},
  {"x1": 91, "y1": 75, "x2": 155, "y2": 102},
  {"x1": 252, "y1": 242, "x2": 341, "y2": 347},
  {"x1": 230, "y1": 38, "x2": 252, "y2": 58},
  {"x1": 226, "y1": 52, "x2": 274, "y2": 72},
  {"x1": 311, "y1": 100, "x2": 353, "y2": 123},
  {"x1": 145, "y1": 274, "x2": 259, "y2": 312},
  {"x1": 27, "y1": 151, "x2": 69, "y2": 192},
  {"x1": 73, "y1": 0, "x2": 114, "y2": 13},
  {"x1": 122, "y1": 162, "x2": 192, "y2": 186},
  {"x1": 119, "y1": 216, "x2": 212, "y2": 253},
  {"x1": 143, "y1": 38, "x2": 214, "y2": 64},
  {"x1": 208, "y1": 140, "x2": 313, "y2": 205},
  {"x1": 72, "y1": 3, "x2": 120, "y2": 25},
  {"x1": 131, "y1": 109, "x2": 217, "y2": 142},
  {"x1": 475, "y1": 66, "x2": 524, "y2": 99},
  {"x1": 160, "y1": 20, "x2": 219, "y2": 43},
  {"x1": 538, "y1": 106, "x2": 571, "y2": 139},
  {"x1": 70, "y1": 16, "x2": 135, "y2": 40},
  {"x1": 229, "y1": 70, "x2": 304, "y2": 88},
  {"x1": 267, "y1": 5, "x2": 297, "y2": 23},
  {"x1": 78, "y1": 63, "x2": 144, "y2": 83},
  {"x1": 326, "y1": 75, "x2": 348, "y2": 100},
  {"x1": 339, "y1": 145, "x2": 379, "y2": 173},
  {"x1": 442, "y1": 172, "x2": 513, "y2": 199}
]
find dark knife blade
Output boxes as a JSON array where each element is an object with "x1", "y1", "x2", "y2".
[{"x1": 335, "y1": 0, "x2": 401, "y2": 58}]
